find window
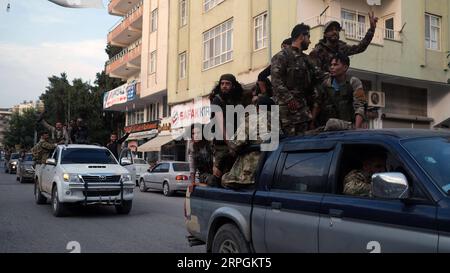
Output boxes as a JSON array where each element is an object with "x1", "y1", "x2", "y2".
[
  {"x1": 272, "y1": 151, "x2": 333, "y2": 193},
  {"x1": 203, "y1": 19, "x2": 233, "y2": 70},
  {"x1": 180, "y1": 0, "x2": 188, "y2": 27},
  {"x1": 179, "y1": 52, "x2": 187, "y2": 79},
  {"x1": 154, "y1": 163, "x2": 170, "y2": 173},
  {"x1": 204, "y1": 0, "x2": 224, "y2": 12},
  {"x1": 128, "y1": 111, "x2": 136, "y2": 126},
  {"x1": 151, "y1": 9, "x2": 158, "y2": 32},
  {"x1": 150, "y1": 51, "x2": 157, "y2": 74},
  {"x1": 254, "y1": 12, "x2": 268, "y2": 50},
  {"x1": 61, "y1": 149, "x2": 117, "y2": 165},
  {"x1": 384, "y1": 17, "x2": 394, "y2": 40},
  {"x1": 136, "y1": 109, "x2": 145, "y2": 124},
  {"x1": 163, "y1": 96, "x2": 168, "y2": 117},
  {"x1": 425, "y1": 13, "x2": 441, "y2": 50},
  {"x1": 341, "y1": 9, "x2": 366, "y2": 40}
]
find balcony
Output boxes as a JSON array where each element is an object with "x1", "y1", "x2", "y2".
[
  {"x1": 108, "y1": 1, "x2": 143, "y2": 47},
  {"x1": 106, "y1": 39, "x2": 142, "y2": 80},
  {"x1": 108, "y1": 0, "x2": 142, "y2": 16}
]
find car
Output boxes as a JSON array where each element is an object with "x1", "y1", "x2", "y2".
[
  {"x1": 140, "y1": 161, "x2": 190, "y2": 196},
  {"x1": 6, "y1": 153, "x2": 20, "y2": 174},
  {"x1": 118, "y1": 148, "x2": 152, "y2": 186},
  {"x1": 16, "y1": 153, "x2": 35, "y2": 183},
  {"x1": 34, "y1": 144, "x2": 134, "y2": 217},
  {"x1": 186, "y1": 129, "x2": 450, "y2": 253}
]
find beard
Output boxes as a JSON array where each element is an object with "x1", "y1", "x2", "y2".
[{"x1": 301, "y1": 41, "x2": 309, "y2": 51}]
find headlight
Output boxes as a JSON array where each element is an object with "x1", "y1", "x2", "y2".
[
  {"x1": 121, "y1": 174, "x2": 132, "y2": 182},
  {"x1": 63, "y1": 173, "x2": 81, "y2": 183},
  {"x1": 12, "y1": 162, "x2": 17, "y2": 165}
]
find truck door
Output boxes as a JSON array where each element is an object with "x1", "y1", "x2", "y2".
[
  {"x1": 263, "y1": 143, "x2": 335, "y2": 253},
  {"x1": 319, "y1": 143, "x2": 438, "y2": 253}
]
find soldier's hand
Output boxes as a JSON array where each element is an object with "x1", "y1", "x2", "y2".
[{"x1": 369, "y1": 11, "x2": 378, "y2": 30}]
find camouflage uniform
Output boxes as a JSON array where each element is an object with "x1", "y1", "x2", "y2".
[
  {"x1": 309, "y1": 29, "x2": 375, "y2": 72},
  {"x1": 31, "y1": 138, "x2": 56, "y2": 165},
  {"x1": 188, "y1": 140, "x2": 214, "y2": 184},
  {"x1": 271, "y1": 46, "x2": 327, "y2": 137},
  {"x1": 343, "y1": 170, "x2": 372, "y2": 197},
  {"x1": 315, "y1": 76, "x2": 367, "y2": 127},
  {"x1": 40, "y1": 119, "x2": 70, "y2": 144},
  {"x1": 221, "y1": 110, "x2": 272, "y2": 189}
]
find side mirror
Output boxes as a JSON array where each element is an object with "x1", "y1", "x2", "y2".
[
  {"x1": 372, "y1": 173, "x2": 410, "y2": 200},
  {"x1": 46, "y1": 158, "x2": 57, "y2": 166},
  {"x1": 121, "y1": 158, "x2": 132, "y2": 166}
]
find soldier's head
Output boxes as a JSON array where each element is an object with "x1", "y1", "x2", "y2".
[
  {"x1": 362, "y1": 150, "x2": 387, "y2": 176},
  {"x1": 55, "y1": 122, "x2": 63, "y2": 130},
  {"x1": 330, "y1": 53, "x2": 350, "y2": 77},
  {"x1": 291, "y1": 23, "x2": 311, "y2": 51},
  {"x1": 110, "y1": 133, "x2": 118, "y2": 142},
  {"x1": 324, "y1": 21, "x2": 342, "y2": 42},
  {"x1": 219, "y1": 74, "x2": 237, "y2": 95},
  {"x1": 76, "y1": 118, "x2": 83, "y2": 127},
  {"x1": 41, "y1": 132, "x2": 50, "y2": 141},
  {"x1": 281, "y1": 38, "x2": 292, "y2": 49}
]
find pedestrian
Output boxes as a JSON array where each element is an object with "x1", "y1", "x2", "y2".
[
  {"x1": 209, "y1": 74, "x2": 244, "y2": 187},
  {"x1": 271, "y1": 23, "x2": 327, "y2": 137},
  {"x1": 312, "y1": 53, "x2": 367, "y2": 129},
  {"x1": 309, "y1": 11, "x2": 378, "y2": 72},
  {"x1": 107, "y1": 132, "x2": 130, "y2": 160},
  {"x1": 188, "y1": 124, "x2": 214, "y2": 185}
]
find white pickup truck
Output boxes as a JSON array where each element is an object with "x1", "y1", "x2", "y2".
[{"x1": 34, "y1": 144, "x2": 135, "y2": 217}]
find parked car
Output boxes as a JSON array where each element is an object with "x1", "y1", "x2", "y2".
[
  {"x1": 6, "y1": 153, "x2": 20, "y2": 174},
  {"x1": 16, "y1": 153, "x2": 35, "y2": 183},
  {"x1": 186, "y1": 129, "x2": 450, "y2": 253},
  {"x1": 119, "y1": 148, "x2": 150, "y2": 186},
  {"x1": 140, "y1": 161, "x2": 190, "y2": 196},
  {"x1": 34, "y1": 144, "x2": 134, "y2": 217}
]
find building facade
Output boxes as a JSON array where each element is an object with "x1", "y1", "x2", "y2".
[{"x1": 12, "y1": 100, "x2": 44, "y2": 115}]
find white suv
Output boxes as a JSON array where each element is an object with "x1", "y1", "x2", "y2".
[{"x1": 34, "y1": 145, "x2": 134, "y2": 217}]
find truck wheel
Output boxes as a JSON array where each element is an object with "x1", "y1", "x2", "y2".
[
  {"x1": 34, "y1": 180, "x2": 47, "y2": 205},
  {"x1": 115, "y1": 200, "x2": 132, "y2": 215},
  {"x1": 212, "y1": 223, "x2": 250, "y2": 253},
  {"x1": 51, "y1": 186, "x2": 68, "y2": 217},
  {"x1": 163, "y1": 182, "x2": 173, "y2": 197},
  {"x1": 139, "y1": 179, "x2": 147, "y2": 192}
]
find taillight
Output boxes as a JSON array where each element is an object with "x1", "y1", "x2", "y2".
[{"x1": 176, "y1": 175, "x2": 189, "y2": 181}]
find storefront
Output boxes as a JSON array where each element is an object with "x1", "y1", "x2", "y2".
[{"x1": 124, "y1": 120, "x2": 159, "y2": 159}]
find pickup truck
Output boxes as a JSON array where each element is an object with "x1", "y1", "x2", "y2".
[
  {"x1": 34, "y1": 144, "x2": 134, "y2": 217},
  {"x1": 185, "y1": 129, "x2": 450, "y2": 253}
]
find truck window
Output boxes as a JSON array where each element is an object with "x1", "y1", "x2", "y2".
[{"x1": 272, "y1": 151, "x2": 333, "y2": 193}]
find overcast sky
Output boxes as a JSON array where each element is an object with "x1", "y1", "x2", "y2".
[{"x1": 0, "y1": 0, "x2": 118, "y2": 108}]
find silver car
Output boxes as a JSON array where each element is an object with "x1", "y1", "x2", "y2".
[
  {"x1": 16, "y1": 153, "x2": 35, "y2": 183},
  {"x1": 139, "y1": 161, "x2": 190, "y2": 196},
  {"x1": 6, "y1": 153, "x2": 20, "y2": 174}
]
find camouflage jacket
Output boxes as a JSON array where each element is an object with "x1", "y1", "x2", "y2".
[
  {"x1": 309, "y1": 29, "x2": 375, "y2": 72},
  {"x1": 271, "y1": 46, "x2": 327, "y2": 106},
  {"x1": 31, "y1": 139, "x2": 56, "y2": 164},
  {"x1": 41, "y1": 119, "x2": 69, "y2": 144},
  {"x1": 343, "y1": 169, "x2": 372, "y2": 197}
]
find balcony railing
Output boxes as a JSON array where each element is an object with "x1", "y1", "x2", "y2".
[
  {"x1": 106, "y1": 38, "x2": 142, "y2": 74},
  {"x1": 342, "y1": 19, "x2": 366, "y2": 41},
  {"x1": 108, "y1": 0, "x2": 143, "y2": 44},
  {"x1": 109, "y1": 0, "x2": 143, "y2": 32}
]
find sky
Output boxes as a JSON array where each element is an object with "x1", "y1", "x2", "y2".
[{"x1": 0, "y1": 0, "x2": 118, "y2": 108}]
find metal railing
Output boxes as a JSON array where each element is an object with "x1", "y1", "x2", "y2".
[
  {"x1": 341, "y1": 19, "x2": 367, "y2": 41},
  {"x1": 106, "y1": 38, "x2": 142, "y2": 66},
  {"x1": 109, "y1": 0, "x2": 143, "y2": 33}
]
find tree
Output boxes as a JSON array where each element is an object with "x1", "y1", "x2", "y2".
[{"x1": 3, "y1": 108, "x2": 43, "y2": 150}]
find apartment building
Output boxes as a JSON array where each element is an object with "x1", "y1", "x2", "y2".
[
  {"x1": 0, "y1": 108, "x2": 12, "y2": 149},
  {"x1": 299, "y1": 0, "x2": 450, "y2": 129},
  {"x1": 12, "y1": 100, "x2": 44, "y2": 115},
  {"x1": 105, "y1": 0, "x2": 174, "y2": 161}
]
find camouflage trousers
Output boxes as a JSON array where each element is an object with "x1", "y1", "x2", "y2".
[
  {"x1": 221, "y1": 151, "x2": 261, "y2": 189},
  {"x1": 279, "y1": 104, "x2": 312, "y2": 137},
  {"x1": 213, "y1": 144, "x2": 236, "y2": 174}
]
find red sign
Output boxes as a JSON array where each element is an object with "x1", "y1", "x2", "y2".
[{"x1": 125, "y1": 121, "x2": 159, "y2": 134}]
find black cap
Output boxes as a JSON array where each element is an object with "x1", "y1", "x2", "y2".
[
  {"x1": 219, "y1": 74, "x2": 237, "y2": 84},
  {"x1": 291, "y1": 23, "x2": 310, "y2": 40},
  {"x1": 324, "y1": 21, "x2": 342, "y2": 33}
]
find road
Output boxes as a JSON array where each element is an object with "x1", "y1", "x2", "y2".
[{"x1": 0, "y1": 162, "x2": 204, "y2": 253}]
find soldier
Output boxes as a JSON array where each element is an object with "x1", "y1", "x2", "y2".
[
  {"x1": 343, "y1": 150, "x2": 387, "y2": 197},
  {"x1": 312, "y1": 53, "x2": 367, "y2": 129},
  {"x1": 188, "y1": 124, "x2": 214, "y2": 185},
  {"x1": 31, "y1": 132, "x2": 57, "y2": 178},
  {"x1": 310, "y1": 12, "x2": 378, "y2": 72},
  {"x1": 221, "y1": 96, "x2": 274, "y2": 189},
  {"x1": 73, "y1": 118, "x2": 89, "y2": 144},
  {"x1": 107, "y1": 132, "x2": 130, "y2": 160},
  {"x1": 271, "y1": 23, "x2": 327, "y2": 137},
  {"x1": 37, "y1": 113, "x2": 70, "y2": 144},
  {"x1": 209, "y1": 74, "x2": 244, "y2": 187}
]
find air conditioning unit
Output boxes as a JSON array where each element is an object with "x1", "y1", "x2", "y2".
[{"x1": 368, "y1": 91, "x2": 385, "y2": 108}]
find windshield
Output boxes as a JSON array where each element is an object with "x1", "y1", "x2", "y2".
[
  {"x1": 403, "y1": 137, "x2": 450, "y2": 194},
  {"x1": 61, "y1": 148, "x2": 117, "y2": 165},
  {"x1": 11, "y1": 154, "x2": 19, "y2": 160},
  {"x1": 23, "y1": 154, "x2": 33, "y2": 161},
  {"x1": 173, "y1": 163, "x2": 190, "y2": 172}
]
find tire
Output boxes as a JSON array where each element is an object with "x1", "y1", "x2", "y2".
[
  {"x1": 139, "y1": 179, "x2": 147, "y2": 192},
  {"x1": 211, "y1": 223, "x2": 250, "y2": 254},
  {"x1": 51, "y1": 186, "x2": 68, "y2": 217},
  {"x1": 163, "y1": 182, "x2": 174, "y2": 197},
  {"x1": 34, "y1": 180, "x2": 47, "y2": 205},
  {"x1": 115, "y1": 200, "x2": 132, "y2": 215},
  {"x1": 19, "y1": 174, "x2": 25, "y2": 184}
]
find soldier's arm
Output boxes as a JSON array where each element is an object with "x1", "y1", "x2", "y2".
[
  {"x1": 350, "y1": 77, "x2": 367, "y2": 129},
  {"x1": 343, "y1": 171, "x2": 371, "y2": 197},
  {"x1": 40, "y1": 119, "x2": 55, "y2": 133},
  {"x1": 342, "y1": 28, "x2": 375, "y2": 56},
  {"x1": 308, "y1": 47, "x2": 323, "y2": 69},
  {"x1": 41, "y1": 142, "x2": 57, "y2": 150},
  {"x1": 271, "y1": 52, "x2": 295, "y2": 103}
]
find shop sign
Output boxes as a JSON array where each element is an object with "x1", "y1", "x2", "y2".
[{"x1": 171, "y1": 97, "x2": 210, "y2": 129}]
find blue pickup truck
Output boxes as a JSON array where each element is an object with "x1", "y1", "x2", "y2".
[{"x1": 185, "y1": 129, "x2": 450, "y2": 253}]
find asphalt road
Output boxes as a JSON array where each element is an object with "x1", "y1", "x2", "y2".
[{"x1": 0, "y1": 161, "x2": 204, "y2": 253}]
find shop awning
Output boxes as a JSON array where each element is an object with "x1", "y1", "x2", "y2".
[{"x1": 137, "y1": 135, "x2": 174, "y2": 152}]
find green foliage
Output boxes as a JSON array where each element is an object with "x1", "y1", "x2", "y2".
[{"x1": 3, "y1": 108, "x2": 43, "y2": 150}]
